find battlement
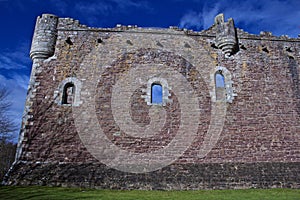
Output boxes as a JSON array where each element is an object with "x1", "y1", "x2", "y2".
[{"x1": 29, "y1": 13, "x2": 300, "y2": 62}]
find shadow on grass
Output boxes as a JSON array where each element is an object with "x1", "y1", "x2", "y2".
[{"x1": 0, "y1": 186, "x2": 299, "y2": 200}]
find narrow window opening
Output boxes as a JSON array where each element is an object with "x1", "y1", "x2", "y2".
[
  {"x1": 65, "y1": 37, "x2": 73, "y2": 45},
  {"x1": 184, "y1": 43, "x2": 191, "y2": 48},
  {"x1": 211, "y1": 43, "x2": 218, "y2": 49},
  {"x1": 151, "y1": 83, "x2": 163, "y2": 104},
  {"x1": 262, "y1": 46, "x2": 269, "y2": 53},
  {"x1": 285, "y1": 47, "x2": 292, "y2": 52},
  {"x1": 126, "y1": 40, "x2": 133, "y2": 45},
  {"x1": 97, "y1": 38, "x2": 103, "y2": 43},
  {"x1": 156, "y1": 41, "x2": 163, "y2": 47},
  {"x1": 215, "y1": 71, "x2": 226, "y2": 100},
  {"x1": 240, "y1": 45, "x2": 247, "y2": 50},
  {"x1": 62, "y1": 82, "x2": 75, "y2": 105}
]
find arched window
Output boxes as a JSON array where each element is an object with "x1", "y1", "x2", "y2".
[
  {"x1": 151, "y1": 83, "x2": 163, "y2": 104},
  {"x1": 62, "y1": 82, "x2": 75, "y2": 105},
  {"x1": 211, "y1": 66, "x2": 236, "y2": 103},
  {"x1": 215, "y1": 70, "x2": 226, "y2": 100},
  {"x1": 142, "y1": 77, "x2": 170, "y2": 106},
  {"x1": 54, "y1": 77, "x2": 82, "y2": 106}
]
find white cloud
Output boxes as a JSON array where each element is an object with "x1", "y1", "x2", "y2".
[
  {"x1": 0, "y1": 42, "x2": 31, "y2": 70},
  {"x1": 113, "y1": 0, "x2": 148, "y2": 9},
  {"x1": 179, "y1": 11, "x2": 203, "y2": 30},
  {"x1": 0, "y1": 74, "x2": 29, "y2": 142},
  {"x1": 74, "y1": 0, "x2": 150, "y2": 16},
  {"x1": 0, "y1": 54, "x2": 27, "y2": 70},
  {"x1": 220, "y1": 0, "x2": 300, "y2": 37},
  {"x1": 178, "y1": 3, "x2": 219, "y2": 30},
  {"x1": 71, "y1": 0, "x2": 151, "y2": 26},
  {"x1": 0, "y1": 42, "x2": 31, "y2": 141},
  {"x1": 202, "y1": 3, "x2": 219, "y2": 29},
  {"x1": 179, "y1": 0, "x2": 300, "y2": 37},
  {"x1": 0, "y1": 38, "x2": 31, "y2": 142}
]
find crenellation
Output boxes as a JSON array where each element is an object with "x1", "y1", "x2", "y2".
[
  {"x1": 57, "y1": 17, "x2": 88, "y2": 30},
  {"x1": 3, "y1": 13, "x2": 300, "y2": 189}
]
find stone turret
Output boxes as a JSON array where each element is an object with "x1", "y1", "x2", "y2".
[
  {"x1": 215, "y1": 13, "x2": 238, "y2": 56},
  {"x1": 30, "y1": 14, "x2": 58, "y2": 61}
]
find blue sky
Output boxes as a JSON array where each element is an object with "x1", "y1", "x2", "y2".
[{"x1": 0, "y1": 0, "x2": 299, "y2": 141}]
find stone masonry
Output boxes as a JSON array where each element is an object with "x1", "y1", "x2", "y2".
[{"x1": 3, "y1": 13, "x2": 300, "y2": 189}]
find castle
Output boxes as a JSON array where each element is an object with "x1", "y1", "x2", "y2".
[{"x1": 3, "y1": 13, "x2": 300, "y2": 189}]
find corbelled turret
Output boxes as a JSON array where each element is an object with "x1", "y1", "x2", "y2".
[
  {"x1": 215, "y1": 13, "x2": 238, "y2": 56},
  {"x1": 30, "y1": 14, "x2": 58, "y2": 61}
]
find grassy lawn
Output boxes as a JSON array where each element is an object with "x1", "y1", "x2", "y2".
[{"x1": 0, "y1": 186, "x2": 299, "y2": 200}]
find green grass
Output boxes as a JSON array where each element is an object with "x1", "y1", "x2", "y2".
[{"x1": 0, "y1": 186, "x2": 299, "y2": 200}]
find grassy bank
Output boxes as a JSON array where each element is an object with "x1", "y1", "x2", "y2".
[{"x1": 0, "y1": 186, "x2": 299, "y2": 200}]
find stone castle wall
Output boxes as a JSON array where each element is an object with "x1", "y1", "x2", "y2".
[{"x1": 4, "y1": 14, "x2": 300, "y2": 189}]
